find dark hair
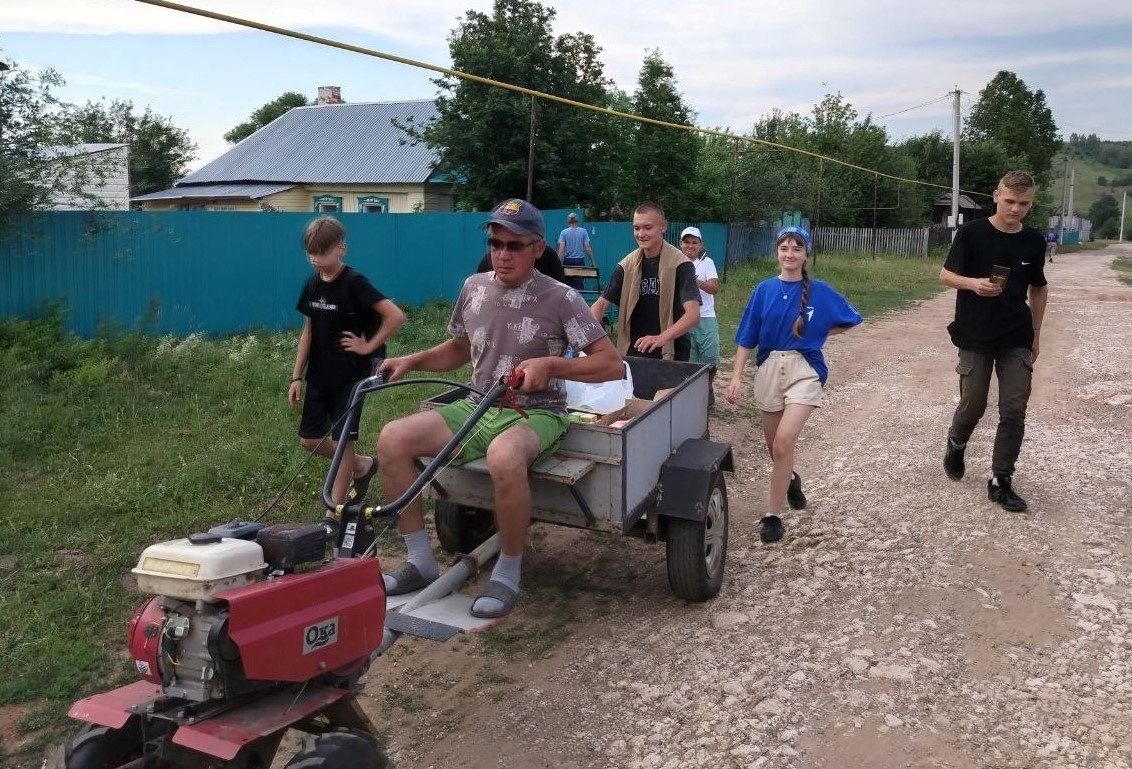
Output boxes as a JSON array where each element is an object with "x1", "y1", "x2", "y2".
[
  {"x1": 632, "y1": 201, "x2": 666, "y2": 220},
  {"x1": 791, "y1": 263, "x2": 812, "y2": 338},
  {"x1": 303, "y1": 216, "x2": 345, "y2": 254}
]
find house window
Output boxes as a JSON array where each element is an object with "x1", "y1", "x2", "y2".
[
  {"x1": 313, "y1": 195, "x2": 343, "y2": 213},
  {"x1": 358, "y1": 195, "x2": 390, "y2": 213}
]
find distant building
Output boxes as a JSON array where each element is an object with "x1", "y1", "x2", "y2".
[
  {"x1": 134, "y1": 90, "x2": 453, "y2": 213},
  {"x1": 932, "y1": 194, "x2": 983, "y2": 226},
  {"x1": 43, "y1": 144, "x2": 130, "y2": 211}
]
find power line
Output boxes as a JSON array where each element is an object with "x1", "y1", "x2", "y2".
[
  {"x1": 132, "y1": 0, "x2": 993, "y2": 198},
  {"x1": 876, "y1": 94, "x2": 951, "y2": 119}
]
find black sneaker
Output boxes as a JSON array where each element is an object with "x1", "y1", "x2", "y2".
[
  {"x1": 787, "y1": 472, "x2": 807, "y2": 510},
  {"x1": 944, "y1": 439, "x2": 966, "y2": 481},
  {"x1": 759, "y1": 515, "x2": 785, "y2": 543},
  {"x1": 988, "y1": 475, "x2": 1028, "y2": 512}
]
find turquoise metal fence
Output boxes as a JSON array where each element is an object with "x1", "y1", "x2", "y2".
[{"x1": 0, "y1": 208, "x2": 579, "y2": 336}]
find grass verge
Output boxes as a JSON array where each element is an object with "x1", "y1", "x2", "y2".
[{"x1": 1112, "y1": 256, "x2": 1132, "y2": 286}]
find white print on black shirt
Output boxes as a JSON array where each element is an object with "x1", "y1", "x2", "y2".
[
  {"x1": 310, "y1": 297, "x2": 338, "y2": 311},
  {"x1": 640, "y1": 277, "x2": 660, "y2": 296}
]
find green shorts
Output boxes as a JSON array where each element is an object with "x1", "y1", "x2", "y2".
[
  {"x1": 689, "y1": 317, "x2": 721, "y2": 366},
  {"x1": 436, "y1": 399, "x2": 571, "y2": 466}
]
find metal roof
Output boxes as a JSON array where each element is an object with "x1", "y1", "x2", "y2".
[
  {"x1": 43, "y1": 143, "x2": 129, "y2": 159},
  {"x1": 180, "y1": 100, "x2": 441, "y2": 186},
  {"x1": 933, "y1": 193, "x2": 982, "y2": 209},
  {"x1": 131, "y1": 182, "x2": 296, "y2": 202}
]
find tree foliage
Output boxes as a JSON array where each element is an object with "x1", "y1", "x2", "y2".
[
  {"x1": 64, "y1": 99, "x2": 196, "y2": 197},
  {"x1": 423, "y1": 0, "x2": 614, "y2": 211},
  {"x1": 0, "y1": 57, "x2": 111, "y2": 229},
  {"x1": 1088, "y1": 193, "x2": 1121, "y2": 238},
  {"x1": 224, "y1": 91, "x2": 309, "y2": 144},
  {"x1": 621, "y1": 50, "x2": 699, "y2": 219},
  {"x1": 965, "y1": 71, "x2": 1060, "y2": 184}
]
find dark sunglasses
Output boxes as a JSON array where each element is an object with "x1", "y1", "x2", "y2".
[{"x1": 488, "y1": 237, "x2": 540, "y2": 253}]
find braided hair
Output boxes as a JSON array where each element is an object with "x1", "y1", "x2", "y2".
[
  {"x1": 791, "y1": 262, "x2": 811, "y2": 338},
  {"x1": 774, "y1": 229, "x2": 812, "y2": 338}
]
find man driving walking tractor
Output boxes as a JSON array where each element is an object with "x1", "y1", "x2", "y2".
[{"x1": 375, "y1": 199, "x2": 623, "y2": 619}]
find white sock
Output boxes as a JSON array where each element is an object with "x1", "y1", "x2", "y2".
[
  {"x1": 383, "y1": 529, "x2": 439, "y2": 591},
  {"x1": 472, "y1": 553, "x2": 523, "y2": 614}
]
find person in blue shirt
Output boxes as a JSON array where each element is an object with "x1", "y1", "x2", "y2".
[
  {"x1": 557, "y1": 212, "x2": 594, "y2": 289},
  {"x1": 724, "y1": 226, "x2": 862, "y2": 543}
]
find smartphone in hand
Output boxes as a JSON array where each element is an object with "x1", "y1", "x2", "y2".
[{"x1": 990, "y1": 265, "x2": 1011, "y2": 287}]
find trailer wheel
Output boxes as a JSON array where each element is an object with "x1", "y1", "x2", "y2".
[
  {"x1": 53, "y1": 724, "x2": 142, "y2": 769},
  {"x1": 434, "y1": 500, "x2": 496, "y2": 555},
  {"x1": 284, "y1": 729, "x2": 390, "y2": 769},
  {"x1": 665, "y1": 473, "x2": 728, "y2": 602}
]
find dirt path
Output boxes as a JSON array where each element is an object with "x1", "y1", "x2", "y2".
[{"x1": 365, "y1": 246, "x2": 1132, "y2": 769}]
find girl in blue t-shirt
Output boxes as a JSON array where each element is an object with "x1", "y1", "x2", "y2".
[{"x1": 724, "y1": 226, "x2": 862, "y2": 543}]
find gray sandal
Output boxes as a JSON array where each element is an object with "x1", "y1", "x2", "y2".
[
  {"x1": 470, "y1": 580, "x2": 520, "y2": 619},
  {"x1": 384, "y1": 562, "x2": 437, "y2": 596}
]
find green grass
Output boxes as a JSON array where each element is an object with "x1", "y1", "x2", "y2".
[
  {"x1": 0, "y1": 301, "x2": 456, "y2": 763},
  {"x1": 1059, "y1": 239, "x2": 1112, "y2": 255},
  {"x1": 717, "y1": 251, "x2": 945, "y2": 357},
  {"x1": 1113, "y1": 256, "x2": 1132, "y2": 286},
  {"x1": 1055, "y1": 154, "x2": 1132, "y2": 215},
  {"x1": 0, "y1": 257, "x2": 944, "y2": 764}
]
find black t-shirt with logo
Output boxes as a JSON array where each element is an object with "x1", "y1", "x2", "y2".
[
  {"x1": 943, "y1": 217, "x2": 1048, "y2": 352},
  {"x1": 296, "y1": 266, "x2": 387, "y2": 387},
  {"x1": 603, "y1": 257, "x2": 700, "y2": 360}
]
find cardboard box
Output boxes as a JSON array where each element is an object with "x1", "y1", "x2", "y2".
[
  {"x1": 596, "y1": 398, "x2": 654, "y2": 428},
  {"x1": 652, "y1": 387, "x2": 676, "y2": 402}
]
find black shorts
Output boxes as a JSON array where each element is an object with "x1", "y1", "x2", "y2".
[{"x1": 299, "y1": 382, "x2": 364, "y2": 441}]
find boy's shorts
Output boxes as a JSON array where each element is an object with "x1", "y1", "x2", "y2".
[
  {"x1": 436, "y1": 399, "x2": 571, "y2": 466},
  {"x1": 299, "y1": 382, "x2": 363, "y2": 441},
  {"x1": 688, "y1": 317, "x2": 721, "y2": 366},
  {"x1": 754, "y1": 351, "x2": 823, "y2": 412}
]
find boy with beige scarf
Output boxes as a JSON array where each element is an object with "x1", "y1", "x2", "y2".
[{"x1": 590, "y1": 202, "x2": 700, "y2": 361}]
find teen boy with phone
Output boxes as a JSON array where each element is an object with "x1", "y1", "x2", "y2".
[{"x1": 939, "y1": 171, "x2": 1049, "y2": 513}]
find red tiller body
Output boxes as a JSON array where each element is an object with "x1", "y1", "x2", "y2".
[
  {"x1": 215, "y1": 556, "x2": 386, "y2": 682},
  {"x1": 126, "y1": 597, "x2": 164, "y2": 685}
]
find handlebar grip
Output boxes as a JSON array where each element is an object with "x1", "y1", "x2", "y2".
[{"x1": 505, "y1": 369, "x2": 525, "y2": 388}]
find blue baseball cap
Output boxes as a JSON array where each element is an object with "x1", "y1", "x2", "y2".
[
  {"x1": 775, "y1": 225, "x2": 813, "y2": 254},
  {"x1": 485, "y1": 198, "x2": 545, "y2": 240}
]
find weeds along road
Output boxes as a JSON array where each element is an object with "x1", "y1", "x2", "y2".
[{"x1": 361, "y1": 246, "x2": 1132, "y2": 769}]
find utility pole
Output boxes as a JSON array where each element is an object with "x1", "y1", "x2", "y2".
[
  {"x1": 525, "y1": 95, "x2": 538, "y2": 202},
  {"x1": 1058, "y1": 155, "x2": 1070, "y2": 244},
  {"x1": 950, "y1": 87, "x2": 961, "y2": 233},
  {"x1": 1120, "y1": 190, "x2": 1127, "y2": 242},
  {"x1": 1066, "y1": 168, "x2": 1076, "y2": 239}
]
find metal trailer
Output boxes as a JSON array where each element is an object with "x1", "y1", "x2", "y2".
[{"x1": 422, "y1": 357, "x2": 734, "y2": 602}]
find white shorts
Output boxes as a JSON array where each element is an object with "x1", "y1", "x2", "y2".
[{"x1": 754, "y1": 351, "x2": 823, "y2": 412}]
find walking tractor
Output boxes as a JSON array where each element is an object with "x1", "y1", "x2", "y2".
[{"x1": 50, "y1": 358, "x2": 732, "y2": 768}]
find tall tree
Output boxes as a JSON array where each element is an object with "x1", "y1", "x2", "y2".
[
  {"x1": 622, "y1": 50, "x2": 699, "y2": 220},
  {"x1": 1088, "y1": 194, "x2": 1120, "y2": 238},
  {"x1": 224, "y1": 91, "x2": 309, "y2": 144},
  {"x1": 423, "y1": 0, "x2": 614, "y2": 211},
  {"x1": 64, "y1": 99, "x2": 196, "y2": 197},
  {"x1": 0, "y1": 57, "x2": 110, "y2": 229},
  {"x1": 965, "y1": 71, "x2": 1061, "y2": 184}
]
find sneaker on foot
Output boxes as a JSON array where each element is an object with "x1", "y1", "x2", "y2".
[
  {"x1": 988, "y1": 474, "x2": 1027, "y2": 512},
  {"x1": 759, "y1": 515, "x2": 785, "y2": 543},
  {"x1": 787, "y1": 472, "x2": 807, "y2": 510},
  {"x1": 944, "y1": 439, "x2": 966, "y2": 480}
]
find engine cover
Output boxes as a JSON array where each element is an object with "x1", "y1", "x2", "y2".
[{"x1": 217, "y1": 557, "x2": 385, "y2": 682}]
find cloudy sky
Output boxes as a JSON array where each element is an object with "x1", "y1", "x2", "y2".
[{"x1": 3, "y1": 0, "x2": 1130, "y2": 174}]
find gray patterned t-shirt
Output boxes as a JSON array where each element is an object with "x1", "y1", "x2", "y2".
[{"x1": 448, "y1": 270, "x2": 608, "y2": 411}]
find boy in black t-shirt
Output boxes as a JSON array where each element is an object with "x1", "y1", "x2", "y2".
[
  {"x1": 939, "y1": 171, "x2": 1049, "y2": 513},
  {"x1": 289, "y1": 217, "x2": 406, "y2": 516},
  {"x1": 589, "y1": 202, "x2": 700, "y2": 361}
]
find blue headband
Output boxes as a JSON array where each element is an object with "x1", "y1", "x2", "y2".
[{"x1": 776, "y1": 225, "x2": 813, "y2": 254}]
